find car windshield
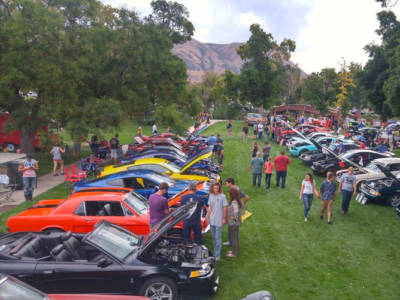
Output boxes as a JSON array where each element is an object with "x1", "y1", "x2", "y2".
[
  {"x1": 124, "y1": 192, "x2": 148, "y2": 215},
  {"x1": 86, "y1": 223, "x2": 140, "y2": 261},
  {"x1": 0, "y1": 277, "x2": 47, "y2": 300},
  {"x1": 147, "y1": 173, "x2": 175, "y2": 186},
  {"x1": 248, "y1": 113, "x2": 262, "y2": 118},
  {"x1": 164, "y1": 161, "x2": 181, "y2": 173},
  {"x1": 366, "y1": 163, "x2": 381, "y2": 173}
]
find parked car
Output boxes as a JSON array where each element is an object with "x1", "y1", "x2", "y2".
[
  {"x1": 311, "y1": 149, "x2": 394, "y2": 176},
  {"x1": 6, "y1": 185, "x2": 209, "y2": 235},
  {"x1": 357, "y1": 169, "x2": 400, "y2": 207},
  {"x1": 285, "y1": 132, "x2": 331, "y2": 149},
  {"x1": 73, "y1": 170, "x2": 209, "y2": 200},
  {"x1": 336, "y1": 158, "x2": 400, "y2": 188},
  {"x1": 0, "y1": 204, "x2": 219, "y2": 299},
  {"x1": 289, "y1": 136, "x2": 352, "y2": 157},
  {"x1": 245, "y1": 113, "x2": 264, "y2": 125},
  {"x1": 100, "y1": 155, "x2": 220, "y2": 182},
  {"x1": 299, "y1": 142, "x2": 360, "y2": 165},
  {"x1": 0, "y1": 274, "x2": 148, "y2": 300}
]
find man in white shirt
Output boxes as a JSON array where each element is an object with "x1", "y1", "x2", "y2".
[{"x1": 152, "y1": 123, "x2": 158, "y2": 135}]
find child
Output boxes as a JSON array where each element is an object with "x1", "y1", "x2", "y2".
[{"x1": 264, "y1": 157, "x2": 274, "y2": 189}]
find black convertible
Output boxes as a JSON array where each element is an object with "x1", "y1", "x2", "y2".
[{"x1": 0, "y1": 202, "x2": 218, "y2": 300}]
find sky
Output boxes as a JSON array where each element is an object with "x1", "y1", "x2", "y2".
[{"x1": 101, "y1": 0, "x2": 400, "y2": 74}]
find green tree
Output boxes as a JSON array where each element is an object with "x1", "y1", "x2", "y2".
[{"x1": 336, "y1": 62, "x2": 356, "y2": 118}]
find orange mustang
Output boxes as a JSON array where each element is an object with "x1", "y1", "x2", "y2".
[{"x1": 7, "y1": 185, "x2": 209, "y2": 235}]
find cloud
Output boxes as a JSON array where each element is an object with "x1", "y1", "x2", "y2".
[{"x1": 238, "y1": 12, "x2": 270, "y2": 32}]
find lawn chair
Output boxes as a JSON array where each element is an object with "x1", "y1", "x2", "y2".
[
  {"x1": 0, "y1": 174, "x2": 17, "y2": 203},
  {"x1": 71, "y1": 164, "x2": 87, "y2": 180},
  {"x1": 64, "y1": 167, "x2": 79, "y2": 188}
]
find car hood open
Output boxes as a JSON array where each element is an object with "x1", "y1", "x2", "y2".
[{"x1": 181, "y1": 151, "x2": 213, "y2": 173}]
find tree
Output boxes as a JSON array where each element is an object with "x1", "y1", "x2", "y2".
[{"x1": 336, "y1": 62, "x2": 356, "y2": 118}]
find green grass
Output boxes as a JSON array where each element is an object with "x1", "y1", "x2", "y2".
[{"x1": 2, "y1": 120, "x2": 400, "y2": 299}]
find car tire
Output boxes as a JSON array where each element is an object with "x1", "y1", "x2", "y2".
[
  {"x1": 388, "y1": 194, "x2": 400, "y2": 207},
  {"x1": 140, "y1": 276, "x2": 178, "y2": 300},
  {"x1": 5, "y1": 143, "x2": 17, "y2": 153}
]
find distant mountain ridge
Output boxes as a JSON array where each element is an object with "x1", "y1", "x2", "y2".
[{"x1": 172, "y1": 39, "x2": 306, "y2": 82}]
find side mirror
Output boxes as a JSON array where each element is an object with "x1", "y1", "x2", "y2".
[{"x1": 97, "y1": 258, "x2": 112, "y2": 268}]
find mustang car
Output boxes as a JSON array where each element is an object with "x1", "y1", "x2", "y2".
[
  {"x1": 299, "y1": 142, "x2": 360, "y2": 165},
  {"x1": 73, "y1": 170, "x2": 210, "y2": 200},
  {"x1": 311, "y1": 149, "x2": 393, "y2": 176},
  {"x1": 336, "y1": 157, "x2": 400, "y2": 188},
  {"x1": 0, "y1": 274, "x2": 147, "y2": 300},
  {"x1": 6, "y1": 185, "x2": 209, "y2": 235},
  {"x1": 289, "y1": 136, "x2": 354, "y2": 157},
  {"x1": 100, "y1": 154, "x2": 220, "y2": 182},
  {"x1": 0, "y1": 204, "x2": 219, "y2": 299}
]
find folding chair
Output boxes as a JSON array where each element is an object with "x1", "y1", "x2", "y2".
[
  {"x1": 64, "y1": 167, "x2": 79, "y2": 188},
  {"x1": 71, "y1": 164, "x2": 87, "y2": 180},
  {"x1": 0, "y1": 174, "x2": 17, "y2": 203}
]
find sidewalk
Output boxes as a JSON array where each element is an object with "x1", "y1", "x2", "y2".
[
  {"x1": 0, "y1": 161, "x2": 80, "y2": 213},
  {"x1": 188, "y1": 119, "x2": 223, "y2": 133}
]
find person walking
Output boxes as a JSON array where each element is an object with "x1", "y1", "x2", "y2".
[
  {"x1": 262, "y1": 141, "x2": 271, "y2": 162},
  {"x1": 250, "y1": 152, "x2": 264, "y2": 188},
  {"x1": 257, "y1": 122, "x2": 263, "y2": 140},
  {"x1": 274, "y1": 150, "x2": 291, "y2": 188},
  {"x1": 18, "y1": 154, "x2": 39, "y2": 202},
  {"x1": 227, "y1": 120, "x2": 232, "y2": 135},
  {"x1": 243, "y1": 123, "x2": 249, "y2": 142},
  {"x1": 251, "y1": 141, "x2": 258, "y2": 158},
  {"x1": 253, "y1": 123, "x2": 257, "y2": 139},
  {"x1": 50, "y1": 142, "x2": 65, "y2": 176},
  {"x1": 264, "y1": 124, "x2": 269, "y2": 141},
  {"x1": 338, "y1": 166, "x2": 357, "y2": 214},
  {"x1": 149, "y1": 182, "x2": 170, "y2": 228},
  {"x1": 299, "y1": 173, "x2": 318, "y2": 222},
  {"x1": 319, "y1": 172, "x2": 337, "y2": 224},
  {"x1": 180, "y1": 182, "x2": 204, "y2": 244},
  {"x1": 226, "y1": 188, "x2": 244, "y2": 258},
  {"x1": 215, "y1": 139, "x2": 224, "y2": 171},
  {"x1": 109, "y1": 134, "x2": 120, "y2": 164},
  {"x1": 152, "y1": 122, "x2": 158, "y2": 135},
  {"x1": 206, "y1": 182, "x2": 228, "y2": 260},
  {"x1": 264, "y1": 157, "x2": 274, "y2": 189}
]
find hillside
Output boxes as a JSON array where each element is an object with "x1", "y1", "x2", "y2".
[{"x1": 172, "y1": 39, "x2": 307, "y2": 82}]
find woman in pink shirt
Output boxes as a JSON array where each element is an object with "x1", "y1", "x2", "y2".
[{"x1": 264, "y1": 157, "x2": 274, "y2": 189}]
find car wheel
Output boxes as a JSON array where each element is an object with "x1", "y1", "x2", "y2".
[
  {"x1": 43, "y1": 228, "x2": 65, "y2": 232},
  {"x1": 5, "y1": 143, "x2": 17, "y2": 152},
  {"x1": 389, "y1": 194, "x2": 400, "y2": 207},
  {"x1": 140, "y1": 276, "x2": 178, "y2": 300}
]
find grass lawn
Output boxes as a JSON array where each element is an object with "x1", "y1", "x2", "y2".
[{"x1": 1, "y1": 120, "x2": 400, "y2": 299}]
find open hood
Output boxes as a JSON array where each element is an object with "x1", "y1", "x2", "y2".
[
  {"x1": 181, "y1": 151, "x2": 212, "y2": 173},
  {"x1": 376, "y1": 164, "x2": 400, "y2": 183},
  {"x1": 138, "y1": 201, "x2": 196, "y2": 256}
]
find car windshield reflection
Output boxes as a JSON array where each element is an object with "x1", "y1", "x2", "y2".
[
  {"x1": 148, "y1": 173, "x2": 175, "y2": 187},
  {"x1": 124, "y1": 192, "x2": 148, "y2": 215},
  {"x1": 86, "y1": 223, "x2": 140, "y2": 261},
  {"x1": 0, "y1": 276, "x2": 47, "y2": 300}
]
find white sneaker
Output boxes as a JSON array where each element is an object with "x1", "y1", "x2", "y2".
[
  {"x1": 222, "y1": 241, "x2": 231, "y2": 246},
  {"x1": 304, "y1": 217, "x2": 308, "y2": 222}
]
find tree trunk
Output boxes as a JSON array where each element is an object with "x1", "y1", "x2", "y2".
[
  {"x1": 73, "y1": 141, "x2": 81, "y2": 158},
  {"x1": 19, "y1": 127, "x2": 36, "y2": 154}
]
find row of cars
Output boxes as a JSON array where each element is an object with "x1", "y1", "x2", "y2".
[
  {"x1": 0, "y1": 125, "x2": 222, "y2": 300},
  {"x1": 284, "y1": 123, "x2": 400, "y2": 209}
]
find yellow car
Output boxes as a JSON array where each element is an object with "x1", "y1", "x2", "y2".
[{"x1": 100, "y1": 153, "x2": 220, "y2": 182}]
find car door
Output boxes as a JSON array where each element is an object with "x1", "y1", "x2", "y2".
[
  {"x1": 0, "y1": 260, "x2": 38, "y2": 287},
  {"x1": 33, "y1": 259, "x2": 130, "y2": 294},
  {"x1": 72, "y1": 201, "x2": 127, "y2": 233}
]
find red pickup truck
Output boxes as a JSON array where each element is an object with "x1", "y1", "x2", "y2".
[{"x1": 0, "y1": 112, "x2": 41, "y2": 152}]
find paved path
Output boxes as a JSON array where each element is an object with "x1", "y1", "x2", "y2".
[
  {"x1": 187, "y1": 119, "x2": 223, "y2": 133},
  {"x1": 0, "y1": 161, "x2": 81, "y2": 212}
]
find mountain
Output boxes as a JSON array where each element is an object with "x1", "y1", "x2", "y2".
[{"x1": 172, "y1": 39, "x2": 307, "y2": 82}]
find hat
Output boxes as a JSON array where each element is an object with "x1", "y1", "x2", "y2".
[
  {"x1": 189, "y1": 181, "x2": 197, "y2": 191},
  {"x1": 26, "y1": 153, "x2": 33, "y2": 159}
]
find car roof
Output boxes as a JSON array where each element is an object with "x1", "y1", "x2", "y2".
[
  {"x1": 342, "y1": 149, "x2": 388, "y2": 156},
  {"x1": 370, "y1": 157, "x2": 400, "y2": 166}
]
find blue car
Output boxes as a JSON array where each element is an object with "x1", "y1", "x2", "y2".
[
  {"x1": 73, "y1": 169, "x2": 210, "y2": 200},
  {"x1": 290, "y1": 136, "x2": 353, "y2": 157}
]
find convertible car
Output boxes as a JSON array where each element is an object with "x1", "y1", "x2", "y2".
[
  {"x1": 73, "y1": 170, "x2": 204, "y2": 198},
  {"x1": 0, "y1": 205, "x2": 219, "y2": 299},
  {"x1": 311, "y1": 149, "x2": 393, "y2": 176},
  {"x1": 7, "y1": 184, "x2": 209, "y2": 235},
  {"x1": 0, "y1": 274, "x2": 147, "y2": 300},
  {"x1": 100, "y1": 154, "x2": 220, "y2": 182}
]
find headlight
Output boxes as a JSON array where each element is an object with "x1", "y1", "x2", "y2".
[
  {"x1": 304, "y1": 155, "x2": 311, "y2": 159},
  {"x1": 190, "y1": 263, "x2": 211, "y2": 278},
  {"x1": 369, "y1": 189, "x2": 380, "y2": 196}
]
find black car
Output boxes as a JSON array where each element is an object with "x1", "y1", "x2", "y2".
[
  {"x1": 0, "y1": 202, "x2": 218, "y2": 300},
  {"x1": 299, "y1": 143, "x2": 360, "y2": 166},
  {"x1": 311, "y1": 149, "x2": 393, "y2": 176},
  {"x1": 357, "y1": 166, "x2": 400, "y2": 207}
]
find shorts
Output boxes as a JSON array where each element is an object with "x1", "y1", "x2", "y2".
[
  {"x1": 53, "y1": 159, "x2": 63, "y2": 162},
  {"x1": 110, "y1": 149, "x2": 118, "y2": 159}
]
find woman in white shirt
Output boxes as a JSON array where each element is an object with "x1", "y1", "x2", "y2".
[{"x1": 299, "y1": 173, "x2": 318, "y2": 222}]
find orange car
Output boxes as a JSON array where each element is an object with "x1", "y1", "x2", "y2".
[{"x1": 7, "y1": 184, "x2": 209, "y2": 234}]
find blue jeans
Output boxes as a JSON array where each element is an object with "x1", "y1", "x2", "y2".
[
  {"x1": 341, "y1": 190, "x2": 353, "y2": 213},
  {"x1": 183, "y1": 222, "x2": 202, "y2": 244},
  {"x1": 258, "y1": 131, "x2": 262, "y2": 139},
  {"x1": 265, "y1": 173, "x2": 272, "y2": 188},
  {"x1": 263, "y1": 154, "x2": 269, "y2": 162},
  {"x1": 302, "y1": 194, "x2": 313, "y2": 217},
  {"x1": 276, "y1": 171, "x2": 287, "y2": 188},
  {"x1": 210, "y1": 225, "x2": 223, "y2": 259},
  {"x1": 23, "y1": 177, "x2": 36, "y2": 197},
  {"x1": 252, "y1": 173, "x2": 262, "y2": 187}
]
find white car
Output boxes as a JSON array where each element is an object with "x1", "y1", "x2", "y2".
[{"x1": 336, "y1": 157, "x2": 400, "y2": 188}]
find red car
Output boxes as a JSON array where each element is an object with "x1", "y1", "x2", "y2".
[
  {"x1": 281, "y1": 124, "x2": 330, "y2": 137},
  {"x1": 7, "y1": 185, "x2": 209, "y2": 234},
  {"x1": 0, "y1": 274, "x2": 149, "y2": 300}
]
